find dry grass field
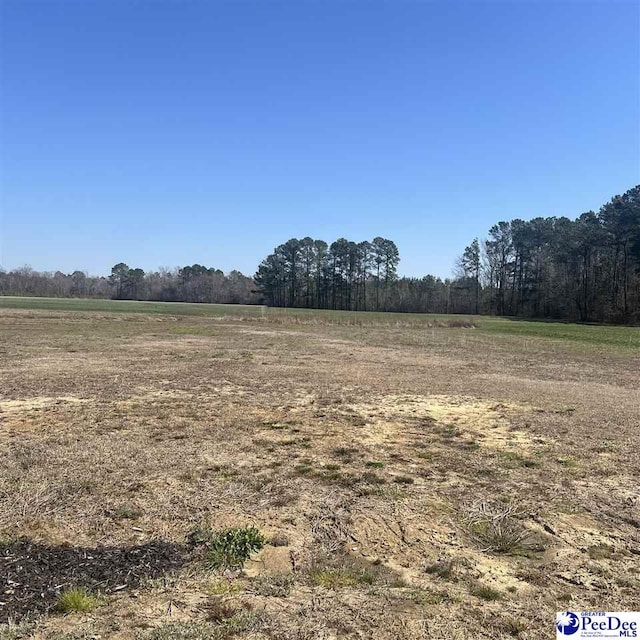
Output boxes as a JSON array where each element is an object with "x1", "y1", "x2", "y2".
[{"x1": 1, "y1": 299, "x2": 639, "y2": 639}]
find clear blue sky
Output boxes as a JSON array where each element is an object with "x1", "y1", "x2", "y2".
[{"x1": 1, "y1": 0, "x2": 638, "y2": 278}]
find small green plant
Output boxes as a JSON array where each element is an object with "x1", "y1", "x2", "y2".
[
  {"x1": 56, "y1": 587, "x2": 100, "y2": 613},
  {"x1": 470, "y1": 583, "x2": 502, "y2": 601},
  {"x1": 365, "y1": 461, "x2": 384, "y2": 468},
  {"x1": 0, "y1": 534, "x2": 16, "y2": 548},
  {"x1": 439, "y1": 425, "x2": 462, "y2": 439},
  {"x1": 197, "y1": 527, "x2": 265, "y2": 569},
  {"x1": 206, "y1": 577, "x2": 244, "y2": 595},
  {"x1": 309, "y1": 566, "x2": 375, "y2": 589}
]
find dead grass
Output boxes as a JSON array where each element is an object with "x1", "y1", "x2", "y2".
[
  {"x1": 0, "y1": 305, "x2": 639, "y2": 638},
  {"x1": 461, "y1": 500, "x2": 533, "y2": 554}
]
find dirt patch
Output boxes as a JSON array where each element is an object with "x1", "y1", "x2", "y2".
[
  {"x1": 244, "y1": 546, "x2": 295, "y2": 577},
  {"x1": 0, "y1": 397, "x2": 87, "y2": 414},
  {"x1": 348, "y1": 394, "x2": 539, "y2": 451}
]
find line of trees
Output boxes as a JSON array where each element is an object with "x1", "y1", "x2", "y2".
[
  {"x1": 1, "y1": 185, "x2": 637, "y2": 322},
  {"x1": 107, "y1": 263, "x2": 256, "y2": 303},
  {"x1": 0, "y1": 264, "x2": 257, "y2": 304},
  {"x1": 455, "y1": 185, "x2": 640, "y2": 322},
  {"x1": 250, "y1": 237, "x2": 507, "y2": 316}
]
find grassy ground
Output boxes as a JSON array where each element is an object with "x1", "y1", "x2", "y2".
[
  {"x1": 1, "y1": 298, "x2": 639, "y2": 639},
  {"x1": 1, "y1": 296, "x2": 639, "y2": 348}
]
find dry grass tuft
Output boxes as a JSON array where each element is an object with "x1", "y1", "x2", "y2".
[
  {"x1": 309, "y1": 494, "x2": 353, "y2": 553},
  {"x1": 248, "y1": 574, "x2": 293, "y2": 597},
  {"x1": 461, "y1": 501, "x2": 532, "y2": 553}
]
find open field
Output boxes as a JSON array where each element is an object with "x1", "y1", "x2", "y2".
[
  {"x1": 1, "y1": 297, "x2": 639, "y2": 639},
  {"x1": 1, "y1": 297, "x2": 639, "y2": 349}
]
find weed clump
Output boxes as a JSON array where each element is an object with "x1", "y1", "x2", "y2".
[
  {"x1": 268, "y1": 532, "x2": 290, "y2": 547},
  {"x1": 206, "y1": 578, "x2": 244, "y2": 595},
  {"x1": 56, "y1": 587, "x2": 100, "y2": 613},
  {"x1": 469, "y1": 582, "x2": 502, "y2": 601},
  {"x1": 190, "y1": 526, "x2": 265, "y2": 569},
  {"x1": 0, "y1": 621, "x2": 35, "y2": 639},
  {"x1": 588, "y1": 544, "x2": 613, "y2": 560},
  {"x1": 462, "y1": 501, "x2": 531, "y2": 553},
  {"x1": 308, "y1": 553, "x2": 400, "y2": 590}
]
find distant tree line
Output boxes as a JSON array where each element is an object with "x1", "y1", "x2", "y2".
[
  {"x1": 1, "y1": 185, "x2": 637, "y2": 322},
  {"x1": 253, "y1": 186, "x2": 640, "y2": 321},
  {"x1": 0, "y1": 264, "x2": 257, "y2": 305},
  {"x1": 454, "y1": 185, "x2": 640, "y2": 322},
  {"x1": 251, "y1": 237, "x2": 491, "y2": 315}
]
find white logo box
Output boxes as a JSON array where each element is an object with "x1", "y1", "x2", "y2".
[{"x1": 557, "y1": 612, "x2": 639, "y2": 639}]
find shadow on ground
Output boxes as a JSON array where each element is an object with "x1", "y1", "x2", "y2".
[{"x1": 0, "y1": 538, "x2": 190, "y2": 621}]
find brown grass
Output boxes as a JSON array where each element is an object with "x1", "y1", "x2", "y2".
[{"x1": 0, "y1": 306, "x2": 639, "y2": 638}]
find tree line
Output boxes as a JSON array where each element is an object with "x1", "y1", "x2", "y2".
[
  {"x1": 1, "y1": 185, "x2": 637, "y2": 322},
  {"x1": 455, "y1": 185, "x2": 640, "y2": 322},
  {"x1": 0, "y1": 264, "x2": 257, "y2": 305}
]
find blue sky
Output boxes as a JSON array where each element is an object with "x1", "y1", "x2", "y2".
[{"x1": 1, "y1": 0, "x2": 638, "y2": 278}]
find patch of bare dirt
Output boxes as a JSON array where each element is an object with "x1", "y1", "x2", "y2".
[{"x1": 0, "y1": 396, "x2": 87, "y2": 413}]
